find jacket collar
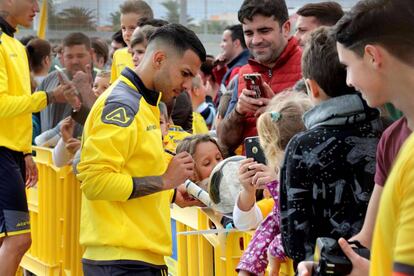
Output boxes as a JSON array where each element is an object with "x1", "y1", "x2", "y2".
[
  {"x1": 303, "y1": 94, "x2": 380, "y2": 129},
  {"x1": 227, "y1": 49, "x2": 250, "y2": 69},
  {"x1": 247, "y1": 37, "x2": 301, "y2": 70},
  {"x1": 0, "y1": 16, "x2": 16, "y2": 37},
  {"x1": 121, "y1": 67, "x2": 160, "y2": 106}
]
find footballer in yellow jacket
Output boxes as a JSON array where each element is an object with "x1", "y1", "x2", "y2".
[{"x1": 77, "y1": 24, "x2": 206, "y2": 275}]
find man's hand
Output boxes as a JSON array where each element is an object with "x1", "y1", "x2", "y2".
[
  {"x1": 24, "y1": 155, "x2": 38, "y2": 188},
  {"x1": 173, "y1": 184, "x2": 204, "y2": 208},
  {"x1": 63, "y1": 84, "x2": 81, "y2": 111},
  {"x1": 297, "y1": 238, "x2": 370, "y2": 276},
  {"x1": 73, "y1": 65, "x2": 96, "y2": 109},
  {"x1": 338, "y1": 238, "x2": 370, "y2": 276},
  {"x1": 236, "y1": 82, "x2": 274, "y2": 116},
  {"x1": 65, "y1": 138, "x2": 81, "y2": 154},
  {"x1": 162, "y1": 152, "x2": 194, "y2": 189},
  {"x1": 254, "y1": 82, "x2": 274, "y2": 117},
  {"x1": 297, "y1": 261, "x2": 314, "y2": 276},
  {"x1": 60, "y1": 117, "x2": 75, "y2": 143},
  {"x1": 51, "y1": 74, "x2": 75, "y2": 104}
]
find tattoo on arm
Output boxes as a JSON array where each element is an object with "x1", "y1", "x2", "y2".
[{"x1": 129, "y1": 176, "x2": 165, "y2": 199}]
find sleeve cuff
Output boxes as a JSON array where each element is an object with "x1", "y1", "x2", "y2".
[{"x1": 233, "y1": 194, "x2": 263, "y2": 230}]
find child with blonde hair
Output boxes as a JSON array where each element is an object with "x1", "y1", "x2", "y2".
[{"x1": 235, "y1": 91, "x2": 313, "y2": 276}]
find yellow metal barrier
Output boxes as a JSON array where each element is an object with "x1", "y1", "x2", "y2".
[
  {"x1": 21, "y1": 147, "x2": 83, "y2": 276},
  {"x1": 20, "y1": 147, "x2": 281, "y2": 276},
  {"x1": 170, "y1": 207, "x2": 249, "y2": 276}
]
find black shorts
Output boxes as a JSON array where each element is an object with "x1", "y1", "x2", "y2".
[
  {"x1": 83, "y1": 260, "x2": 168, "y2": 276},
  {"x1": 0, "y1": 147, "x2": 30, "y2": 238}
]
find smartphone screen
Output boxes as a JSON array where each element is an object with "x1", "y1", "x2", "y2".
[
  {"x1": 244, "y1": 136, "x2": 267, "y2": 164},
  {"x1": 243, "y1": 73, "x2": 263, "y2": 98}
]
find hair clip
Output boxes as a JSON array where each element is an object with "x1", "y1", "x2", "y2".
[{"x1": 270, "y1": 111, "x2": 282, "y2": 122}]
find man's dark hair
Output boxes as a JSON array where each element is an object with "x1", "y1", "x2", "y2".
[
  {"x1": 91, "y1": 37, "x2": 109, "y2": 65},
  {"x1": 20, "y1": 35, "x2": 37, "y2": 46},
  {"x1": 302, "y1": 27, "x2": 356, "y2": 97},
  {"x1": 333, "y1": 0, "x2": 414, "y2": 65},
  {"x1": 200, "y1": 56, "x2": 216, "y2": 82},
  {"x1": 297, "y1": 1, "x2": 344, "y2": 26},
  {"x1": 119, "y1": 0, "x2": 153, "y2": 19},
  {"x1": 138, "y1": 18, "x2": 169, "y2": 27},
  {"x1": 238, "y1": 0, "x2": 289, "y2": 26},
  {"x1": 62, "y1": 32, "x2": 91, "y2": 50},
  {"x1": 225, "y1": 24, "x2": 246, "y2": 49},
  {"x1": 112, "y1": 30, "x2": 127, "y2": 47},
  {"x1": 148, "y1": 23, "x2": 206, "y2": 63},
  {"x1": 26, "y1": 38, "x2": 51, "y2": 73}
]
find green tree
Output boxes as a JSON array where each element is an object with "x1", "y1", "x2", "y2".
[
  {"x1": 191, "y1": 20, "x2": 228, "y2": 35},
  {"x1": 109, "y1": 11, "x2": 121, "y2": 31},
  {"x1": 161, "y1": 0, "x2": 180, "y2": 24},
  {"x1": 161, "y1": 0, "x2": 193, "y2": 25},
  {"x1": 57, "y1": 7, "x2": 96, "y2": 31},
  {"x1": 47, "y1": 0, "x2": 61, "y2": 30}
]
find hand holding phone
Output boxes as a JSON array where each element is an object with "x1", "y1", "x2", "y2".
[
  {"x1": 243, "y1": 73, "x2": 264, "y2": 98},
  {"x1": 244, "y1": 136, "x2": 267, "y2": 165}
]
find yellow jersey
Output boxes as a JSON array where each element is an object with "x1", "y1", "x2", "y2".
[
  {"x1": 110, "y1": 47, "x2": 134, "y2": 83},
  {"x1": 77, "y1": 67, "x2": 172, "y2": 266},
  {"x1": 192, "y1": 112, "x2": 209, "y2": 134},
  {"x1": 371, "y1": 133, "x2": 414, "y2": 275},
  {"x1": 0, "y1": 28, "x2": 47, "y2": 153}
]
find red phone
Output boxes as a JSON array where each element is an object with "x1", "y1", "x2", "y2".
[{"x1": 243, "y1": 73, "x2": 264, "y2": 98}]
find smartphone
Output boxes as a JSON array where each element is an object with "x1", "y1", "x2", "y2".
[
  {"x1": 244, "y1": 136, "x2": 266, "y2": 164},
  {"x1": 54, "y1": 65, "x2": 70, "y2": 83},
  {"x1": 54, "y1": 65, "x2": 79, "y2": 95},
  {"x1": 243, "y1": 73, "x2": 264, "y2": 98}
]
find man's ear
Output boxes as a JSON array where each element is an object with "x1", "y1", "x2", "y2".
[
  {"x1": 364, "y1": 44, "x2": 382, "y2": 69},
  {"x1": 282, "y1": 20, "x2": 291, "y2": 40},
  {"x1": 307, "y1": 79, "x2": 321, "y2": 99},
  {"x1": 152, "y1": 50, "x2": 166, "y2": 69},
  {"x1": 233, "y1": 39, "x2": 241, "y2": 48}
]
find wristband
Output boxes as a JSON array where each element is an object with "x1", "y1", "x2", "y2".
[
  {"x1": 46, "y1": 91, "x2": 56, "y2": 105},
  {"x1": 171, "y1": 188, "x2": 177, "y2": 203}
]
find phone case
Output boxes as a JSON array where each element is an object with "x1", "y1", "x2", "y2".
[
  {"x1": 243, "y1": 73, "x2": 263, "y2": 98},
  {"x1": 244, "y1": 136, "x2": 266, "y2": 164}
]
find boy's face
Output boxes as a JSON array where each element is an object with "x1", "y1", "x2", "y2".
[
  {"x1": 294, "y1": 16, "x2": 320, "y2": 47},
  {"x1": 337, "y1": 42, "x2": 386, "y2": 108},
  {"x1": 120, "y1": 12, "x2": 141, "y2": 46},
  {"x1": 131, "y1": 43, "x2": 146, "y2": 67},
  {"x1": 92, "y1": 76, "x2": 110, "y2": 97},
  {"x1": 160, "y1": 114, "x2": 169, "y2": 139}
]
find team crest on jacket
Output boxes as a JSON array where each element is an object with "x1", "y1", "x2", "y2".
[{"x1": 102, "y1": 103, "x2": 134, "y2": 127}]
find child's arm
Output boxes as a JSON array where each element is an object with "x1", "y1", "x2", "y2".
[
  {"x1": 233, "y1": 158, "x2": 263, "y2": 229},
  {"x1": 233, "y1": 195, "x2": 263, "y2": 230}
]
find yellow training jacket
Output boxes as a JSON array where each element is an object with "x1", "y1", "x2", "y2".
[
  {"x1": 77, "y1": 67, "x2": 172, "y2": 266},
  {"x1": 0, "y1": 28, "x2": 47, "y2": 153},
  {"x1": 110, "y1": 47, "x2": 134, "y2": 83}
]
